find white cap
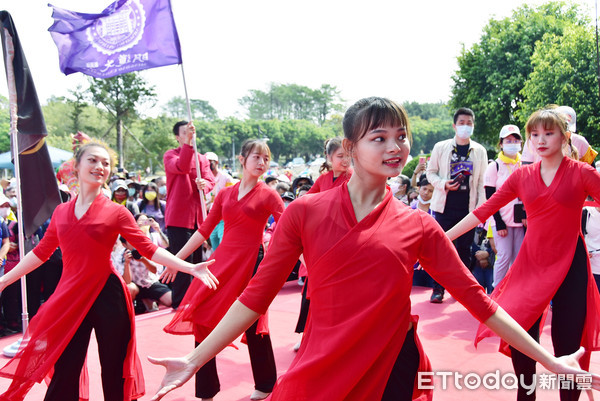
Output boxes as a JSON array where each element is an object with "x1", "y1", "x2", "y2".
[
  {"x1": 556, "y1": 106, "x2": 576, "y2": 133},
  {"x1": 205, "y1": 152, "x2": 218, "y2": 162},
  {"x1": 111, "y1": 179, "x2": 128, "y2": 192},
  {"x1": 499, "y1": 124, "x2": 522, "y2": 140},
  {"x1": 276, "y1": 174, "x2": 291, "y2": 184}
]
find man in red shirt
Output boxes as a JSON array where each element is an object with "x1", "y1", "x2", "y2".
[{"x1": 164, "y1": 121, "x2": 215, "y2": 308}]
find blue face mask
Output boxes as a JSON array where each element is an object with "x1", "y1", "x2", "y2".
[
  {"x1": 128, "y1": 188, "x2": 136, "y2": 197},
  {"x1": 158, "y1": 186, "x2": 167, "y2": 196}
]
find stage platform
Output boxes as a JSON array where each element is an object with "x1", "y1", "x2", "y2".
[{"x1": 0, "y1": 283, "x2": 596, "y2": 400}]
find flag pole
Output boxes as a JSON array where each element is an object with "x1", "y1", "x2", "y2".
[
  {"x1": 9, "y1": 121, "x2": 29, "y2": 336},
  {"x1": 4, "y1": 41, "x2": 29, "y2": 336},
  {"x1": 180, "y1": 62, "x2": 207, "y2": 219}
]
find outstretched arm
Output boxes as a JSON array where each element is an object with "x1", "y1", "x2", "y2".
[
  {"x1": 0, "y1": 251, "x2": 44, "y2": 292},
  {"x1": 149, "y1": 301, "x2": 259, "y2": 400},
  {"x1": 176, "y1": 230, "x2": 206, "y2": 261},
  {"x1": 151, "y1": 246, "x2": 217, "y2": 290},
  {"x1": 485, "y1": 307, "x2": 600, "y2": 386},
  {"x1": 446, "y1": 212, "x2": 481, "y2": 241},
  {"x1": 159, "y1": 230, "x2": 207, "y2": 284}
]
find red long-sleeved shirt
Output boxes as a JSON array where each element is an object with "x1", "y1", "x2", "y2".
[{"x1": 164, "y1": 144, "x2": 215, "y2": 229}]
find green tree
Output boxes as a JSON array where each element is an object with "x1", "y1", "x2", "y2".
[
  {"x1": 125, "y1": 115, "x2": 178, "y2": 174},
  {"x1": 88, "y1": 72, "x2": 156, "y2": 166},
  {"x1": 42, "y1": 96, "x2": 112, "y2": 151},
  {"x1": 409, "y1": 116, "x2": 454, "y2": 156},
  {"x1": 163, "y1": 96, "x2": 218, "y2": 121},
  {"x1": 0, "y1": 95, "x2": 10, "y2": 153},
  {"x1": 67, "y1": 85, "x2": 88, "y2": 133},
  {"x1": 239, "y1": 83, "x2": 344, "y2": 124},
  {"x1": 518, "y1": 24, "x2": 600, "y2": 147},
  {"x1": 403, "y1": 101, "x2": 451, "y2": 120},
  {"x1": 313, "y1": 84, "x2": 345, "y2": 125},
  {"x1": 450, "y1": 2, "x2": 588, "y2": 145}
]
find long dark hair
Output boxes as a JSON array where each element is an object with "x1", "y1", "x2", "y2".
[
  {"x1": 138, "y1": 182, "x2": 161, "y2": 212},
  {"x1": 319, "y1": 137, "x2": 343, "y2": 174}
]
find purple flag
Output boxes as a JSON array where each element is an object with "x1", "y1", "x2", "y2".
[{"x1": 48, "y1": 0, "x2": 182, "y2": 78}]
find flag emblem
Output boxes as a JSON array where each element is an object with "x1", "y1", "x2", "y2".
[{"x1": 86, "y1": 0, "x2": 145, "y2": 55}]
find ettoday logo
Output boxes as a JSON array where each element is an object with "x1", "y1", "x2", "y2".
[{"x1": 418, "y1": 371, "x2": 592, "y2": 395}]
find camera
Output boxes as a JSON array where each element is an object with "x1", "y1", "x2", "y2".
[
  {"x1": 131, "y1": 249, "x2": 142, "y2": 260},
  {"x1": 451, "y1": 173, "x2": 466, "y2": 185}
]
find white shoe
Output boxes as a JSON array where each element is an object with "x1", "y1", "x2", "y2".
[
  {"x1": 293, "y1": 340, "x2": 301, "y2": 352},
  {"x1": 250, "y1": 390, "x2": 271, "y2": 400}
]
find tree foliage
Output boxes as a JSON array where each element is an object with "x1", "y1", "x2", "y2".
[
  {"x1": 163, "y1": 96, "x2": 218, "y2": 121},
  {"x1": 518, "y1": 24, "x2": 600, "y2": 147},
  {"x1": 450, "y1": 2, "x2": 589, "y2": 146},
  {"x1": 0, "y1": 79, "x2": 453, "y2": 178},
  {"x1": 0, "y1": 95, "x2": 10, "y2": 153},
  {"x1": 43, "y1": 95, "x2": 113, "y2": 150},
  {"x1": 88, "y1": 72, "x2": 156, "y2": 166},
  {"x1": 402, "y1": 102, "x2": 454, "y2": 156},
  {"x1": 402, "y1": 101, "x2": 451, "y2": 121},
  {"x1": 239, "y1": 83, "x2": 344, "y2": 124}
]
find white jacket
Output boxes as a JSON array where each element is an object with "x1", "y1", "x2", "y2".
[{"x1": 426, "y1": 137, "x2": 488, "y2": 214}]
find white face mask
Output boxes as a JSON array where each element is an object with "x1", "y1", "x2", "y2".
[
  {"x1": 455, "y1": 125, "x2": 473, "y2": 140},
  {"x1": 417, "y1": 195, "x2": 431, "y2": 205},
  {"x1": 0, "y1": 207, "x2": 10, "y2": 219},
  {"x1": 502, "y1": 143, "x2": 521, "y2": 156},
  {"x1": 389, "y1": 182, "x2": 400, "y2": 195}
]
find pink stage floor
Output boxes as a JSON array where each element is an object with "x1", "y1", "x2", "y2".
[{"x1": 0, "y1": 283, "x2": 597, "y2": 400}]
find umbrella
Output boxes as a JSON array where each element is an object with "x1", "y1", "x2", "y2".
[{"x1": 0, "y1": 145, "x2": 72, "y2": 169}]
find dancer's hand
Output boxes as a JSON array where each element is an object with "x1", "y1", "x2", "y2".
[
  {"x1": 148, "y1": 356, "x2": 197, "y2": 400},
  {"x1": 160, "y1": 267, "x2": 178, "y2": 284},
  {"x1": 545, "y1": 347, "x2": 600, "y2": 391},
  {"x1": 191, "y1": 259, "x2": 218, "y2": 290}
]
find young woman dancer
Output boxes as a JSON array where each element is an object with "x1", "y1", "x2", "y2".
[
  {"x1": 307, "y1": 136, "x2": 351, "y2": 194},
  {"x1": 150, "y1": 98, "x2": 599, "y2": 401},
  {"x1": 484, "y1": 125, "x2": 525, "y2": 288},
  {"x1": 0, "y1": 141, "x2": 217, "y2": 401},
  {"x1": 447, "y1": 108, "x2": 600, "y2": 400},
  {"x1": 295, "y1": 136, "x2": 352, "y2": 350},
  {"x1": 161, "y1": 139, "x2": 284, "y2": 401}
]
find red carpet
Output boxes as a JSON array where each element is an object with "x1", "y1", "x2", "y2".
[{"x1": 0, "y1": 283, "x2": 597, "y2": 400}]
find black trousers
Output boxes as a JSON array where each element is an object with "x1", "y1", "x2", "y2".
[
  {"x1": 1, "y1": 253, "x2": 61, "y2": 331},
  {"x1": 381, "y1": 327, "x2": 420, "y2": 401},
  {"x1": 432, "y1": 208, "x2": 475, "y2": 292},
  {"x1": 194, "y1": 319, "x2": 277, "y2": 398},
  {"x1": 167, "y1": 226, "x2": 203, "y2": 309},
  {"x1": 294, "y1": 277, "x2": 310, "y2": 333},
  {"x1": 44, "y1": 274, "x2": 131, "y2": 401},
  {"x1": 510, "y1": 237, "x2": 587, "y2": 401}
]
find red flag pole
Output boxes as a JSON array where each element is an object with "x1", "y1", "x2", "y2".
[{"x1": 180, "y1": 62, "x2": 207, "y2": 219}]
